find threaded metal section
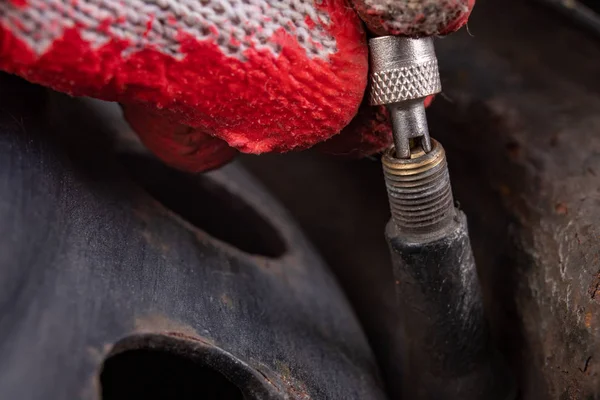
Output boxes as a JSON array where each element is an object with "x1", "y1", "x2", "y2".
[{"x1": 382, "y1": 139, "x2": 455, "y2": 234}]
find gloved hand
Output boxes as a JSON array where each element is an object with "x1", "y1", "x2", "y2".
[{"x1": 0, "y1": 0, "x2": 473, "y2": 172}]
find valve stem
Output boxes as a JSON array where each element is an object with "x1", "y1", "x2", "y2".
[{"x1": 369, "y1": 36, "x2": 516, "y2": 400}]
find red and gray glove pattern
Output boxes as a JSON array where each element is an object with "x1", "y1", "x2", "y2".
[{"x1": 0, "y1": 0, "x2": 473, "y2": 171}]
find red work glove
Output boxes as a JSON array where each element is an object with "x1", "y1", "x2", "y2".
[{"x1": 0, "y1": 0, "x2": 473, "y2": 172}]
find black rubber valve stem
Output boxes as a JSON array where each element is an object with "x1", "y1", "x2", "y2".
[{"x1": 372, "y1": 36, "x2": 516, "y2": 400}]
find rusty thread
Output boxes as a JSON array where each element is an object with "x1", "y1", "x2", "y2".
[{"x1": 382, "y1": 139, "x2": 455, "y2": 234}]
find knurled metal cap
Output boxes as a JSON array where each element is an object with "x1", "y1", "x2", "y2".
[{"x1": 369, "y1": 36, "x2": 442, "y2": 106}]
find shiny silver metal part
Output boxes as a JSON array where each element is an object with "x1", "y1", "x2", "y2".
[
  {"x1": 369, "y1": 36, "x2": 441, "y2": 159},
  {"x1": 387, "y1": 100, "x2": 432, "y2": 158}
]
